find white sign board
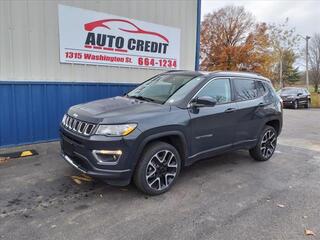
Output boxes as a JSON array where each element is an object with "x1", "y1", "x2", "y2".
[{"x1": 58, "y1": 5, "x2": 181, "y2": 69}]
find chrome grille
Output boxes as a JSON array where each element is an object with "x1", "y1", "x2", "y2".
[{"x1": 62, "y1": 115, "x2": 96, "y2": 136}]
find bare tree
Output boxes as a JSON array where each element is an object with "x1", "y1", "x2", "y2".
[
  {"x1": 309, "y1": 33, "x2": 320, "y2": 93},
  {"x1": 268, "y1": 18, "x2": 300, "y2": 87}
]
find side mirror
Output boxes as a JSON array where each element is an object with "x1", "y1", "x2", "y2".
[
  {"x1": 190, "y1": 96, "x2": 217, "y2": 108},
  {"x1": 297, "y1": 93, "x2": 302, "y2": 96}
]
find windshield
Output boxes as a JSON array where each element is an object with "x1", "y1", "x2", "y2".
[
  {"x1": 127, "y1": 74, "x2": 202, "y2": 104},
  {"x1": 279, "y1": 88, "x2": 298, "y2": 95}
]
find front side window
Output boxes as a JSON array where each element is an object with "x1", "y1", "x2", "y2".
[
  {"x1": 196, "y1": 79, "x2": 231, "y2": 104},
  {"x1": 234, "y1": 79, "x2": 260, "y2": 101},
  {"x1": 127, "y1": 74, "x2": 202, "y2": 104}
]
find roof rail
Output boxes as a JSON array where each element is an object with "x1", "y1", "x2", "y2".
[
  {"x1": 225, "y1": 71, "x2": 262, "y2": 77},
  {"x1": 164, "y1": 70, "x2": 186, "y2": 73}
]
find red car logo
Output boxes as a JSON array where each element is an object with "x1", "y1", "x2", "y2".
[{"x1": 84, "y1": 19, "x2": 169, "y2": 43}]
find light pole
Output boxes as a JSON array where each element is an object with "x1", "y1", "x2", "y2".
[
  {"x1": 279, "y1": 51, "x2": 283, "y2": 88},
  {"x1": 300, "y1": 35, "x2": 311, "y2": 89},
  {"x1": 305, "y1": 36, "x2": 311, "y2": 90}
]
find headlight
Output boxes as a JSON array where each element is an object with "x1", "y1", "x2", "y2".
[{"x1": 95, "y1": 124, "x2": 137, "y2": 136}]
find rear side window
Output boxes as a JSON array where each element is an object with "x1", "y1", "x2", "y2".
[
  {"x1": 256, "y1": 81, "x2": 266, "y2": 97},
  {"x1": 233, "y1": 79, "x2": 267, "y2": 101}
]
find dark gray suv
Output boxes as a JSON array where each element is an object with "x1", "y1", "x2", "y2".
[
  {"x1": 278, "y1": 87, "x2": 311, "y2": 109},
  {"x1": 60, "y1": 71, "x2": 283, "y2": 195}
]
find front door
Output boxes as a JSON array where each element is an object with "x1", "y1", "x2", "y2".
[{"x1": 189, "y1": 78, "x2": 238, "y2": 158}]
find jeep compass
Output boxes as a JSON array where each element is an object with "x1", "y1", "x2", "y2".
[{"x1": 60, "y1": 71, "x2": 283, "y2": 195}]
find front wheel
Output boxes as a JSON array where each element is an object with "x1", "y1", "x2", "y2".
[
  {"x1": 133, "y1": 141, "x2": 181, "y2": 195},
  {"x1": 304, "y1": 100, "x2": 311, "y2": 108},
  {"x1": 250, "y1": 126, "x2": 277, "y2": 161}
]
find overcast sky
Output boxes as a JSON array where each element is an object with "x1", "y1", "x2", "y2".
[{"x1": 202, "y1": 0, "x2": 320, "y2": 37}]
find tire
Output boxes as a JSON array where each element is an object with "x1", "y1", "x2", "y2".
[
  {"x1": 304, "y1": 100, "x2": 310, "y2": 108},
  {"x1": 133, "y1": 141, "x2": 181, "y2": 195},
  {"x1": 293, "y1": 100, "x2": 298, "y2": 109},
  {"x1": 249, "y1": 126, "x2": 277, "y2": 161}
]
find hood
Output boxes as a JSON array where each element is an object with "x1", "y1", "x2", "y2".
[
  {"x1": 280, "y1": 93, "x2": 296, "y2": 97},
  {"x1": 68, "y1": 96, "x2": 171, "y2": 124}
]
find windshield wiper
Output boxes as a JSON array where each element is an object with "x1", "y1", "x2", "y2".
[{"x1": 128, "y1": 95, "x2": 155, "y2": 102}]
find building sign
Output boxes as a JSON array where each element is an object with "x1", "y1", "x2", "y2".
[{"x1": 58, "y1": 5, "x2": 181, "y2": 69}]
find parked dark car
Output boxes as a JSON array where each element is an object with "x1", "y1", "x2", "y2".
[
  {"x1": 60, "y1": 71, "x2": 283, "y2": 195},
  {"x1": 278, "y1": 87, "x2": 311, "y2": 109}
]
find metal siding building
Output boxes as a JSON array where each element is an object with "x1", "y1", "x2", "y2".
[{"x1": 0, "y1": 0, "x2": 200, "y2": 147}]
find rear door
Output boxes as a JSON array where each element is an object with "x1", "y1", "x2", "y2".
[
  {"x1": 232, "y1": 78, "x2": 269, "y2": 146},
  {"x1": 188, "y1": 78, "x2": 238, "y2": 158}
]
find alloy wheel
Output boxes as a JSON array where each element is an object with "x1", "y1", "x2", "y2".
[
  {"x1": 260, "y1": 129, "x2": 277, "y2": 159},
  {"x1": 145, "y1": 150, "x2": 178, "y2": 191}
]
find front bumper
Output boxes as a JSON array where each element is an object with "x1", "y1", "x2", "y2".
[
  {"x1": 61, "y1": 153, "x2": 132, "y2": 184},
  {"x1": 60, "y1": 126, "x2": 140, "y2": 186},
  {"x1": 282, "y1": 100, "x2": 295, "y2": 106}
]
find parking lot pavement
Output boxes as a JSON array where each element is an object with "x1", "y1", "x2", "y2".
[{"x1": 0, "y1": 109, "x2": 319, "y2": 240}]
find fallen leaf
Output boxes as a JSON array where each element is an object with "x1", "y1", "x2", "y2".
[
  {"x1": 99, "y1": 194, "x2": 103, "y2": 198},
  {"x1": 0, "y1": 157, "x2": 9, "y2": 164},
  {"x1": 80, "y1": 173, "x2": 92, "y2": 180},
  {"x1": 305, "y1": 229, "x2": 315, "y2": 236},
  {"x1": 303, "y1": 215, "x2": 308, "y2": 219},
  {"x1": 277, "y1": 204, "x2": 285, "y2": 208},
  {"x1": 71, "y1": 175, "x2": 92, "y2": 182},
  {"x1": 72, "y1": 178, "x2": 82, "y2": 185}
]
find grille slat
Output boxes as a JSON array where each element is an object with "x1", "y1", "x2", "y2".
[
  {"x1": 68, "y1": 118, "x2": 73, "y2": 129},
  {"x1": 74, "y1": 120, "x2": 79, "y2": 131},
  {"x1": 62, "y1": 115, "x2": 96, "y2": 136},
  {"x1": 67, "y1": 116, "x2": 72, "y2": 128},
  {"x1": 79, "y1": 122, "x2": 85, "y2": 133},
  {"x1": 65, "y1": 116, "x2": 69, "y2": 127}
]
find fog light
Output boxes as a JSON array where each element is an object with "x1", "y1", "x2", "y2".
[
  {"x1": 95, "y1": 150, "x2": 122, "y2": 155},
  {"x1": 92, "y1": 150, "x2": 122, "y2": 165}
]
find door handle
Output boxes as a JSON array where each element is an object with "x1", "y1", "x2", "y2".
[
  {"x1": 225, "y1": 108, "x2": 236, "y2": 113},
  {"x1": 258, "y1": 102, "x2": 267, "y2": 107}
]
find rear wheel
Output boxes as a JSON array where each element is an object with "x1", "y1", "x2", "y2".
[
  {"x1": 133, "y1": 141, "x2": 181, "y2": 195},
  {"x1": 250, "y1": 126, "x2": 277, "y2": 161}
]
